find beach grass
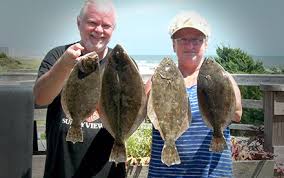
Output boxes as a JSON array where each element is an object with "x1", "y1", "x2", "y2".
[{"x1": 0, "y1": 53, "x2": 41, "y2": 73}]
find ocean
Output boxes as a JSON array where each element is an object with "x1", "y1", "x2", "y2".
[
  {"x1": 131, "y1": 55, "x2": 176, "y2": 75},
  {"x1": 132, "y1": 55, "x2": 284, "y2": 75}
]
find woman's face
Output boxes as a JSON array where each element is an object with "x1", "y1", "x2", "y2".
[{"x1": 172, "y1": 28, "x2": 208, "y2": 64}]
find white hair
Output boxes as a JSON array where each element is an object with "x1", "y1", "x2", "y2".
[{"x1": 78, "y1": 0, "x2": 117, "y2": 26}]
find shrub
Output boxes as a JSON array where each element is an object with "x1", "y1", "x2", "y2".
[
  {"x1": 0, "y1": 52, "x2": 8, "y2": 58},
  {"x1": 214, "y1": 46, "x2": 267, "y2": 124},
  {"x1": 126, "y1": 123, "x2": 152, "y2": 159},
  {"x1": 0, "y1": 54, "x2": 22, "y2": 73}
]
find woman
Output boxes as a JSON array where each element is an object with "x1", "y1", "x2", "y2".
[{"x1": 146, "y1": 11, "x2": 242, "y2": 178}]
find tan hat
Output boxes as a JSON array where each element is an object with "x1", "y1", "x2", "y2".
[{"x1": 168, "y1": 11, "x2": 211, "y2": 38}]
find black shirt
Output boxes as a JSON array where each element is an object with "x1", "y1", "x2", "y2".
[{"x1": 37, "y1": 43, "x2": 126, "y2": 178}]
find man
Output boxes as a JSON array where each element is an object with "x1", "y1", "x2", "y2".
[
  {"x1": 146, "y1": 11, "x2": 242, "y2": 177},
  {"x1": 33, "y1": 0, "x2": 125, "y2": 177}
]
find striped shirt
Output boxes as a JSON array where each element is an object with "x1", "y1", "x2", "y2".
[{"x1": 148, "y1": 85, "x2": 232, "y2": 178}]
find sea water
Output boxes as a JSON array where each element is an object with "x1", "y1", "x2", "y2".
[
  {"x1": 132, "y1": 55, "x2": 284, "y2": 75},
  {"x1": 131, "y1": 55, "x2": 177, "y2": 75}
]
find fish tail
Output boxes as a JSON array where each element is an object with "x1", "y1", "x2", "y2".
[
  {"x1": 66, "y1": 126, "x2": 83, "y2": 144},
  {"x1": 109, "y1": 141, "x2": 126, "y2": 163},
  {"x1": 210, "y1": 136, "x2": 228, "y2": 152},
  {"x1": 161, "y1": 142, "x2": 181, "y2": 166}
]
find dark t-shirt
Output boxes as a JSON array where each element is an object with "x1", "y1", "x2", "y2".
[{"x1": 37, "y1": 43, "x2": 126, "y2": 178}]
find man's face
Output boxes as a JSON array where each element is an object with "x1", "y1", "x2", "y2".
[
  {"x1": 77, "y1": 4, "x2": 115, "y2": 54},
  {"x1": 172, "y1": 28, "x2": 207, "y2": 63}
]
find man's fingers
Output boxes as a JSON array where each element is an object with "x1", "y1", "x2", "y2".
[
  {"x1": 73, "y1": 50, "x2": 82, "y2": 58},
  {"x1": 83, "y1": 51, "x2": 98, "y2": 58},
  {"x1": 69, "y1": 43, "x2": 84, "y2": 58},
  {"x1": 72, "y1": 43, "x2": 84, "y2": 51}
]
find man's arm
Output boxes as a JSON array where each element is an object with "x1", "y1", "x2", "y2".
[{"x1": 33, "y1": 43, "x2": 84, "y2": 106}]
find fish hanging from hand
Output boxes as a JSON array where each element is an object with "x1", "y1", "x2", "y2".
[
  {"x1": 147, "y1": 57, "x2": 191, "y2": 166},
  {"x1": 197, "y1": 58, "x2": 236, "y2": 152},
  {"x1": 61, "y1": 51, "x2": 101, "y2": 144},
  {"x1": 99, "y1": 44, "x2": 147, "y2": 163}
]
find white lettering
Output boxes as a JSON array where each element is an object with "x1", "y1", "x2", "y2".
[
  {"x1": 95, "y1": 123, "x2": 103, "y2": 129},
  {"x1": 85, "y1": 122, "x2": 91, "y2": 128},
  {"x1": 62, "y1": 117, "x2": 103, "y2": 130},
  {"x1": 62, "y1": 118, "x2": 72, "y2": 125}
]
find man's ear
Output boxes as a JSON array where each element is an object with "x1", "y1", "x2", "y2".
[
  {"x1": 77, "y1": 16, "x2": 81, "y2": 29},
  {"x1": 173, "y1": 41, "x2": 176, "y2": 53}
]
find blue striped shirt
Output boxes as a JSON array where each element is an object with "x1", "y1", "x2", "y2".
[{"x1": 148, "y1": 85, "x2": 232, "y2": 178}]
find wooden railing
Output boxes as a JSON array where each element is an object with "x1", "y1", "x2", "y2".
[
  {"x1": 1, "y1": 73, "x2": 284, "y2": 157},
  {"x1": 234, "y1": 74, "x2": 284, "y2": 162}
]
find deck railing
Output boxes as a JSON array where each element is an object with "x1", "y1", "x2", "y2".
[{"x1": 1, "y1": 73, "x2": 284, "y2": 158}]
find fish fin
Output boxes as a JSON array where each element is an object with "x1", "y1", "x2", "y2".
[
  {"x1": 209, "y1": 136, "x2": 228, "y2": 152},
  {"x1": 97, "y1": 102, "x2": 115, "y2": 137},
  {"x1": 201, "y1": 115, "x2": 213, "y2": 129},
  {"x1": 177, "y1": 113, "x2": 190, "y2": 138},
  {"x1": 146, "y1": 91, "x2": 157, "y2": 125},
  {"x1": 161, "y1": 141, "x2": 181, "y2": 166},
  {"x1": 109, "y1": 141, "x2": 126, "y2": 163},
  {"x1": 147, "y1": 91, "x2": 165, "y2": 140},
  {"x1": 66, "y1": 126, "x2": 83, "y2": 144}
]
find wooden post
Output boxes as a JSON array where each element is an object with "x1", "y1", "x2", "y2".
[{"x1": 260, "y1": 84, "x2": 284, "y2": 162}]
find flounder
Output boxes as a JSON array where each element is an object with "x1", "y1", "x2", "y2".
[
  {"x1": 98, "y1": 44, "x2": 147, "y2": 163},
  {"x1": 61, "y1": 51, "x2": 101, "y2": 144},
  {"x1": 147, "y1": 57, "x2": 190, "y2": 166},
  {"x1": 197, "y1": 58, "x2": 236, "y2": 152}
]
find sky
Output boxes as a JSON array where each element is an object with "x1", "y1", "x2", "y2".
[{"x1": 0, "y1": 0, "x2": 284, "y2": 58}]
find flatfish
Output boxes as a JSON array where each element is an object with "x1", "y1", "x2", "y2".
[
  {"x1": 147, "y1": 57, "x2": 190, "y2": 166},
  {"x1": 61, "y1": 51, "x2": 101, "y2": 144},
  {"x1": 197, "y1": 58, "x2": 236, "y2": 152},
  {"x1": 98, "y1": 44, "x2": 147, "y2": 163}
]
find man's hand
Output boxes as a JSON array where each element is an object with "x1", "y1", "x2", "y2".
[
  {"x1": 60, "y1": 43, "x2": 84, "y2": 70},
  {"x1": 33, "y1": 43, "x2": 85, "y2": 106}
]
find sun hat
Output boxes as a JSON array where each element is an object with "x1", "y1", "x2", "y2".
[{"x1": 168, "y1": 11, "x2": 211, "y2": 38}]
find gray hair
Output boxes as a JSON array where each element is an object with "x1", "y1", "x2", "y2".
[{"x1": 78, "y1": 0, "x2": 117, "y2": 26}]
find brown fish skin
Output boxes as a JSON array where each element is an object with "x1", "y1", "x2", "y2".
[
  {"x1": 99, "y1": 44, "x2": 146, "y2": 163},
  {"x1": 147, "y1": 57, "x2": 190, "y2": 166},
  {"x1": 197, "y1": 58, "x2": 236, "y2": 152},
  {"x1": 61, "y1": 51, "x2": 101, "y2": 144}
]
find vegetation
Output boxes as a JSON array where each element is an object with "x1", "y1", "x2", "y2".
[
  {"x1": 126, "y1": 124, "x2": 152, "y2": 159},
  {"x1": 213, "y1": 46, "x2": 282, "y2": 124},
  {"x1": 0, "y1": 52, "x2": 40, "y2": 73},
  {"x1": 0, "y1": 52, "x2": 8, "y2": 58},
  {"x1": 0, "y1": 53, "x2": 22, "y2": 72},
  {"x1": 268, "y1": 66, "x2": 284, "y2": 74}
]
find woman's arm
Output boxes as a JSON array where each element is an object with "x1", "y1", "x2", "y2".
[{"x1": 227, "y1": 72, "x2": 242, "y2": 122}]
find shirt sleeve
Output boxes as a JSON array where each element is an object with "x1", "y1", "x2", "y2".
[{"x1": 37, "y1": 44, "x2": 70, "y2": 79}]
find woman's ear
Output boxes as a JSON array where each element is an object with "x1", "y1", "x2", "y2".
[{"x1": 204, "y1": 39, "x2": 209, "y2": 49}]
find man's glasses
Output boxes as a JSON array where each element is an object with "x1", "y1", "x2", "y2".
[
  {"x1": 175, "y1": 37, "x2": 205, "y2": 46},
  {"x1": 87, "y1": 21, "x2": 114, "y2": 31}
]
